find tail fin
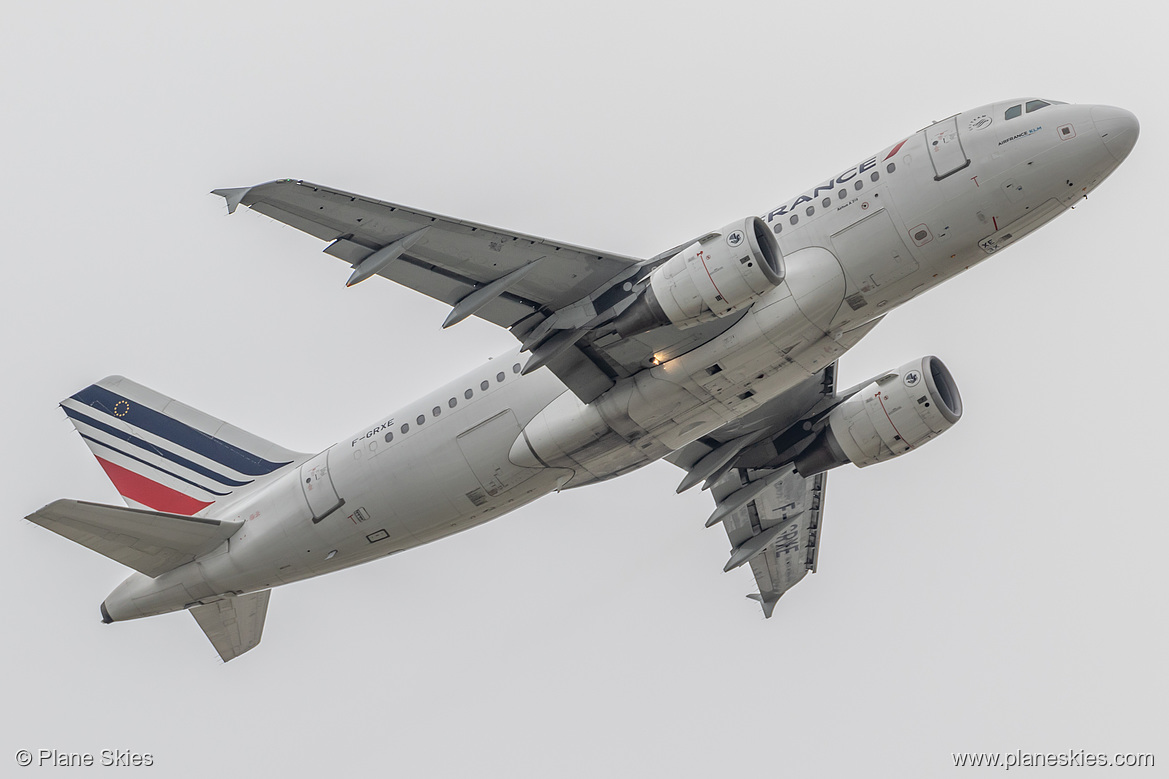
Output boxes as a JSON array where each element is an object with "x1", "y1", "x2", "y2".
[
  {"x1": 190, "y1": 590, "x2": 271, "y2": 662},
  {"x1": 60, "y1": 376, "x2": 306, "y2": 516}
]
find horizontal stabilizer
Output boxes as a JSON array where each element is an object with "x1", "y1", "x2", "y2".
[
  {"x1": 190, "y1": 590, "x2": 271, "y2": 663},
  {"x1": 26, "y1": 499, "x2": 242, "y2": 578}
]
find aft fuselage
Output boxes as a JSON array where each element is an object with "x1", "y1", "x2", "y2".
[{"x1": 103, "y1": 98, "x2": 1136, "y2": 620}]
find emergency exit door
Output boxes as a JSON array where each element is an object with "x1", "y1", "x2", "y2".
[
  {"x1": 924, "y1": 116, "x2": 970, "y2": 180},
  {"x1": 300, "y1": 447, "x2": 343, "y2": 523}
]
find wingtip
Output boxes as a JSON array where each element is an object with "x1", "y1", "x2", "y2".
[
  {"x1": 746, "y1": 592, "x2": 780, "y2": 618},
  {"x1": 210, "y1": 186, "x2": 251, "y2": 215}
]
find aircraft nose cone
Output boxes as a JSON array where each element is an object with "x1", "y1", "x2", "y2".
[{"x1": 1091, "y1": 105, "x2": 1140, "y2": 162}]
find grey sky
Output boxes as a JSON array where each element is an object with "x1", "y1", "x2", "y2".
[{"x1": 3, "y1": 2, "x2": 1165, "y2": 776}]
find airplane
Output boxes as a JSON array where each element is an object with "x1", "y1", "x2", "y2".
[{"x1": 27, "y1": 98, "x2": 1138, "y2": 661}]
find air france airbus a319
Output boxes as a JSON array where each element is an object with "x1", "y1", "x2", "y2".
[{"x1": 28, "y1": 98, "x2": 1138, "y2": 661}]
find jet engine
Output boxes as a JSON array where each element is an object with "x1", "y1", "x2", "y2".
[
  {"x1": 794, "y1": 356, "x2": 963, "y2": 476},
  {"x1": 612, "y1": 217, "x2": 784, "y2": 337}
]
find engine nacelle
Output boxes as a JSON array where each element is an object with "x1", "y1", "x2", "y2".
[
  {"x1": 795, "y1": 356, "x2": 963, "y2": 476},
  {"x1": 612, "y1": 216, "x2": 784, "y2": 337}
]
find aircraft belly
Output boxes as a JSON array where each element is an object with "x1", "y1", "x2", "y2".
[
  {"x1": 521, "y1": 249, "x2": 864, "y2": 484},
  {"x1": 456, "y1": 409, "x2": 541, "y2": 500}
]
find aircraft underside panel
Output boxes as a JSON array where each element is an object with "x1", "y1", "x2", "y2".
[
  {"x1": 831, "y1": 209, "x2": 919, "y2": 294},
  {"x1": 457, "y1": 410, "x2": 539, "y2": 501}
]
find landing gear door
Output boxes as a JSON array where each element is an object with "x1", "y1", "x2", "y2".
[
  {"x1": 924, "y1": 116, "x2": 970, "y2": 180},
  {"x1": 300, "y1": 447, "x2": 344, "y2": 523}
]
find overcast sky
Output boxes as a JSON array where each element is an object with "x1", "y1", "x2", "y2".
[{"x1": 2, "y1": 2, "x2": 1165, "y2": 776}]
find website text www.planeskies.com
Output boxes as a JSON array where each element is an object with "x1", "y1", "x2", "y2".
[{"x1": 952, "y1": 750, "x2": 1154, "y2": 770}]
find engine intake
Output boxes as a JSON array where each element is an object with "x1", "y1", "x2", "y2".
[
  {"x1": 795, "y1": 356, "x2": 963, "y2": 476},
  {"x1": 613, "y1": 216, "x2": 784, "y2": 337}
]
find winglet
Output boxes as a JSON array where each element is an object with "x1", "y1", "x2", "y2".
[
  {"x1": 211, "y1": 187, "x2": 252, "y2": 215},
  {"x1": 747, "y1": 591, "x2": 781, "y2": 618}
]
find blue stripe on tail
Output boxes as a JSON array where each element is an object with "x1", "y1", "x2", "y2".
[
  {"x1": 79, "y1": 434, "x2": 233, "y2": 497},
  {"x1": 69, "y1": 385, "x2": 292, "y2": 477},
  {"x1": 62, "y1": 406, "x2": 254, "y2": 488}
]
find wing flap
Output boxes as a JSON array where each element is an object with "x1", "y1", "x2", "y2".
[
  {"x1": 190, "y1": 590, "x2": 271, "y2": 663},
  {"x1": 26, "y1": 499, "x2": 242, "y2": 578},
  {"x1": 687, "y1": 363, "x2": 837, "y2": 616},
  {"x1": 712, "y1": 469, "x2": 827, "y2": 616}
]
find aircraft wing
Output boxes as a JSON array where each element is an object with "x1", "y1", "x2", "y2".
[
  {"x1": 215, "y1": 179, "x2": 756, "y2": 403},
  {"x1": 215, "y1": 178, "x2": 639, "y2": 325},
  {"x1": 189, "y1": 590, "x2": 271, "y2": 663},
  {"x1": 665, "y1": 362, "x2": 849, "y2": 616},
  {"x1": 707, "y1": 468, "x2": 828, "y2": 617}
]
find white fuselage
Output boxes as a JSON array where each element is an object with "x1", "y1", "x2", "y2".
[{"x1": 104, "y1": 99, "x2": 1133, "y2": 620}]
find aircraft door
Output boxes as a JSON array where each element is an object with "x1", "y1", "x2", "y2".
[
  {"x1": 300, "y1": 447, "x2": 344, "y2": 523},
  {"x1": 924, "y1": 116, "x2": 970, "y2": 180}
]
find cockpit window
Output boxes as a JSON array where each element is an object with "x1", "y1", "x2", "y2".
[
  {"x1": 1005, "y1": 104, "x2": 1022, "y2": 120},
  {"x1": 1026, "y1": 100, "x2": 1050, "y2": 113}
]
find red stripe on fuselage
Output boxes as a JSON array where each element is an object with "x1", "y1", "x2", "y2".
[
  {"x1": 94, "y1": 457, "x2": 213, "y2": 515},
  {"x1": 884, "y1": 139, "x2": 908, "y2": 161}
]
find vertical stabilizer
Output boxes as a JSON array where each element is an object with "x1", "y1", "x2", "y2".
[
  {"x1": 60, "y1": 376, "x2": 306, "y2": 516},
  {"x1": 190, "y1": 591, "x2": 272, "y2": 662}
]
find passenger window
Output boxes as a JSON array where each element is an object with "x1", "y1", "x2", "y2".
[
  {"x1": 805, "y1": 205, "x2": 815, "y2": 217},
  {"x1": 821, "y1": 197, "x2": 831, "y2": 208},
  {"x1": 416, "y1": 414, "x2": 425, "y2": 426},
  {"x1": 448, "y1": 397, "x2": 457, "y2": 409},
  {"x1": 854, "y1": 180, "x2": 863, "y2": 191},
  {"x1": 400, "y1": 423, "x2": 409, "y2": 434},
  {"x1": 480, "y1": 380, "x2": 489, "y2": 391},
  {"x1": 789, "y1": 214, "x2": 799, "y2": 226},
  {"x1": 432, "y1": 406, "x2": 441, "y2": 417},
  {"x1": 886, "y1": 162, "x2": 896, "y2": 174},
  {"x1": 465, "y1": 389, "x2": 473, "y2": 400},
  {"x1": 512, "y1": 363, "x2": 521, "y2": 374},
  {"x1": 772, "y1": 222, "x2": 782, "y2": 234},
  {"x1": 838, "y1": 189, "x2": 847, "y2": 199},
  {"x1": 496, "y1": 372, "x2": 505, "y2": 383},
  {"x1": 1026, "y1": 100, "x2": 1050, "y2": 113},
  {"x1": 870, "y1": 171, "x2": 879, "y2": 182},
  {"x1": 384, "y1": 432, "x2": 393, "y2": 443},
  {"x1": 1005, "y1": 104, "x2": 1022, "y2": 120}
]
